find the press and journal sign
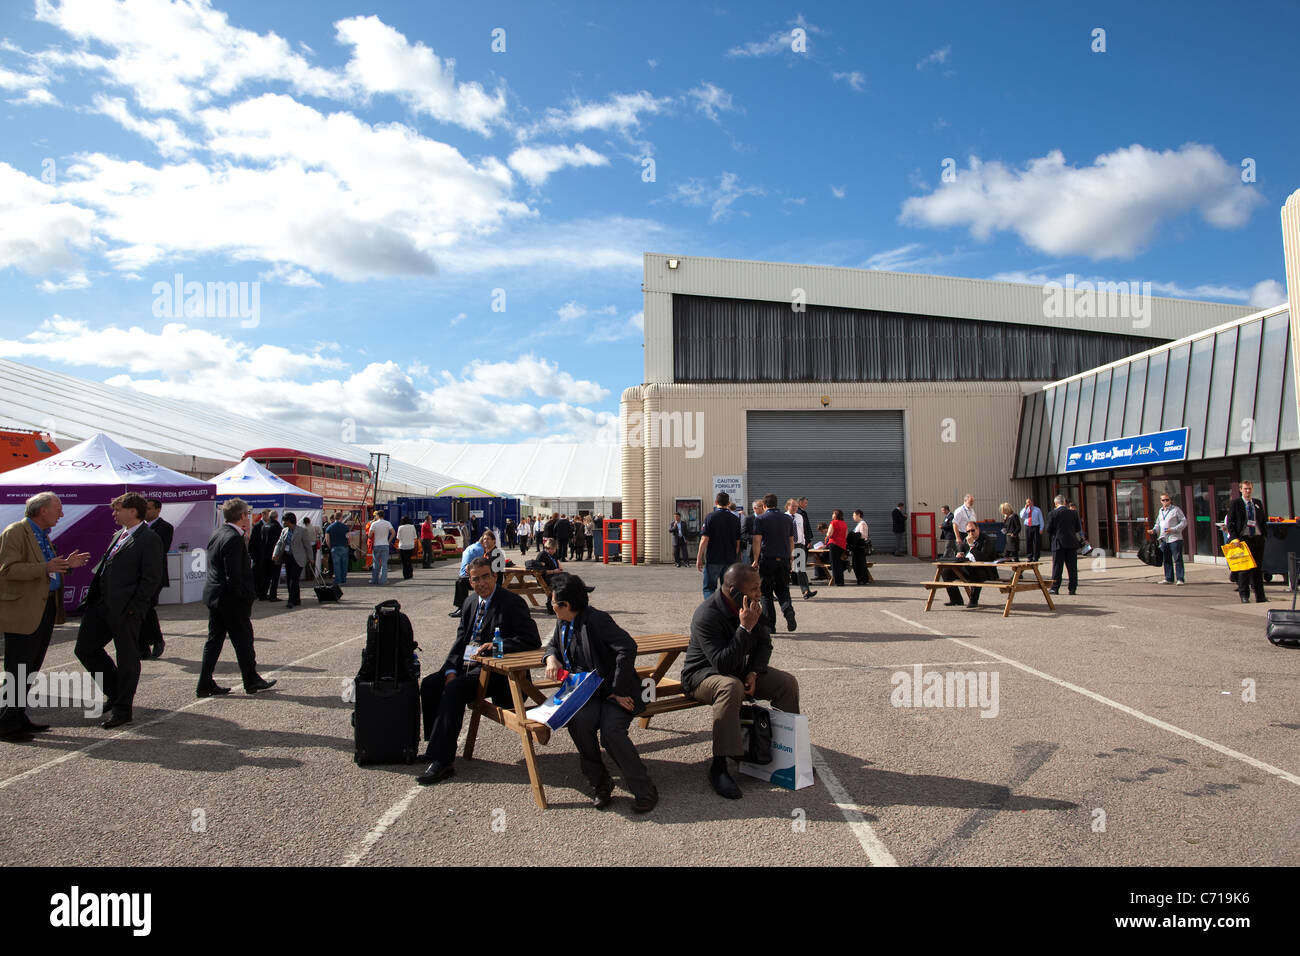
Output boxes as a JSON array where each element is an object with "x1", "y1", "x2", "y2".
[{"x1": 1065, "y1": 428, "x2": 1189, "y2": 474}]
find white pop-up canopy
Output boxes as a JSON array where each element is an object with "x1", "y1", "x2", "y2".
[
  {"x1": 0, "y1": 433, "x2": 216, "y2": 608},
  {"x1": 210, "y1": 456, "x2": 323, "y2": 531}
]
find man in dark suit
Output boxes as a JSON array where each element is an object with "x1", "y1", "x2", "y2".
[
  {"x1": 137, "y1": 497, "x2": 173, "y2": 659},
  {"x1": 198, "y1": 498, "x2": 277, "y2": 697},
  {"x1": 669, "y1": 512, "x2": 689, "y2": 567},
  {"x1": 682, "y1": 563, "x2": 800, "y2": 800},
  {"x1": 417, "y1": 556, "x2": 540, "y2": 784},
  {"x1": 939, "y1": 505, "x2": 957, "y2": 559},
  {"x1": 1226, "y1": 479, "x2": 1269, "y2": 604},
  {"x1": 0, "y1": 493, "x2": 90, "y2": 740},
  {"x1": 74, "y1": 493, "x2": 165, "y2": 729},
  {"x1": 940, "y1": 524, "x2": 1000, "y2": 608},
  {"x1": 554, "y1": 514, "x2": 572, "y2": 563},
  {"x1": 259, "y1": 511, "x2": 282, "y2": 601},
  {"x1": 1044, "y1": 494, "x2": 1082, "y2": 595},
  {"x1": 248, "y1": 510, "x2": 267, "y2": 596},
  {"x1": 542, "y1": 573, "x2": 657, "y2": 812}
]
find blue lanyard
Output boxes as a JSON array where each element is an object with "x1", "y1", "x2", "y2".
[{"x1": 560, "y1": 622, "x2": 574, "y2": 668}]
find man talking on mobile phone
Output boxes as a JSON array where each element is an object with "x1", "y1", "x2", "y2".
[{"x1": 681, "y1": 563, "x2": 800, "y2": 800}]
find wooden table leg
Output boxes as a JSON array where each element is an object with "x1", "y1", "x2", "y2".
[
  {"x1": 508, "y1": 674, "x2": 548, "y2": 809},
  {"x1": 1002, "y1": 568, "x2": 1021, "y2": 618},
  {"x1": 1033, "y1": 565, "x2": 1056, "y2": 611},
  {"x1": 637, "y1": 649, "x2": 682, "y2": 729},
  {"x1": 925, "y1": 569, "x2": 941, "y2": 610},
  {"x1": 464, "y1": 666, "x2": 489, "y2": 760}
]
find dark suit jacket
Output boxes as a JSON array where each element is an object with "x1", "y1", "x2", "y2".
[
  {"x1": 441, "y1": 586, "x2": 540, "y2": 676},
  {"x1": 1044, "y1": 506, "x2": 1082, "y2": 551},
  {"x1": 1225, "y1": 497, "x2": 1269, "y2": 540},
  {"x1": 681, "y1": 588, "x2": 773, "y2": 694},
  {"x1": 203, "y1": 524, "x2": 255, "y2": 609},
  {"x1": 669, "y1": 521, "x2": 686, "y2": 543},
  {"x1": 953, "y1": 533, "x2": 1000, "y2": 581},
  {"x1": 554, "y1": 518, "x2": 572, "y2": 541},
  {"x1": 85, "y1": 523, "x2": 164, "y2": 620},
  {"x1": 259, "y1": 520, "x2": 282, "y2": 561},
  {"x1": 543, "y1": 607, "x2": 642, "y2": 712},
  {"x1": 148, "y1": 517, "x2": 174, "y2": 589}
]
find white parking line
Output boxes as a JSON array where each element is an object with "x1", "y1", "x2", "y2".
[
  {"x1": 0, "y1": 632, "x2": 368, "y2": 792},
  {"x1": 343, "y1": 785, "x2": 423, "y2": 867},
  {"x1": 878, "y1": 608, "x2": 1300, "y2": 788},
  {"x1": 810, "y1": 746, "x2": 898, "y2": 866}
]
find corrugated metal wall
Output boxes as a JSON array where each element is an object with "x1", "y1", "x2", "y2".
[
  {"x1": 747, "y1": 410, "x2": 905, "y2": 538},
  {"x1": 671, "y1": 295, "x2": 1165, "y2": 383}
]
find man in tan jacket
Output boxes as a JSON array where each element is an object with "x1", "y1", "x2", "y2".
[{"x1": 0, "y1": 493, "x2": 90, "y2": 741}]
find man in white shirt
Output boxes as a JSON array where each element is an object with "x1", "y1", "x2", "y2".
[
  {"x1": 1020, "y1": 498, "x2": 1044, "y2": 562},
  {"x1": 785, "y1": 498, "x2": 817, "y2": 600},
  {"x1": 1150, "y1": 493, "x2": 1188, "y2": 585},
  {"x1": 953, "y1": 494, "x2": 977, "y2": 537},
  {"x1": 368, "y1": 513, "x2": 396, "y2": 585}
]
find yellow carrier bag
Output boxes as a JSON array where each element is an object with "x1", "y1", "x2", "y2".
[{"x1": 1221, "y1": 539, "x2": 1257, "y2": 572}]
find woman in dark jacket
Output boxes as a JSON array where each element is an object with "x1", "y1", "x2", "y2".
[{"x1": 1000, "y1": 502, "x2": 1021, "y2": 561}]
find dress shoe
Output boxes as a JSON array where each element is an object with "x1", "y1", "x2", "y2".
[
  {"x1": 244, "y1": 677, "x2": 277, "y2": 694},
  {"x1": 21, "y1": 718, "x2": 50, "y2": 732},
  {"x1": 708, "y1": 766, "x2": 743, "y2": 799},
  {"x1": 632, "y1": 787, "x2": 659, "y2": 814},
  {"x1": 196, "y1": 683, "x2": 231, "y2": 698},
  {"x1": 448, "y1": 609, "x2": 462, "y2": 618},
  {"x1": 1257, "y1": 597, "x2": 1269, "y2": 603},
  {"x1": 584, "y1": 585, "x2": 596, "y2": 593},
  {"x1": 784, "y1": 609, "x2": 797, "y2": 633},
  {"x1": 416, "y1": 760, "x2": 455, "y2": 785},
  {"x1": 1048, "y1": 589, "x2": 1059, "y2": 595},
  {"x1": 944, "y1": 600, "x2": 964, "y2": 607},
  {"x1": 592, "y1": 788, "x2": 613, "y2": 810},
  {"x1": 101, "y1": 713, "x2": 132, "y2": 729},
  {"x1": 285, "y1": 602, "x2": 295, "y2": 609},
  {"x1": 1240, "y1": 594, "x2": 1250, "y2": 603},
  {"x1": 803, "y1": 590, "x2": 817, "y2": 599},
  {"x1": 0, "y1": 725, "x2": 35, "y2": 742},
  {"x1": 152, "y1": 638, "x2": 166, "y2": 659},
  {"x1": 966, "y1": 601, "x2": 980, "y2": 609}
]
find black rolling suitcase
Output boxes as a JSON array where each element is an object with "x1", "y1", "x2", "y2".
[
  {"x1": 1266, "y1": 553, "x2": 1300, "y2": 649},
  {"x1": 352, "y1": 600, "x2": 420, "y2": 764},
  {"x1": 314, "y1": 574, "x2": 343, "y2": 603}
]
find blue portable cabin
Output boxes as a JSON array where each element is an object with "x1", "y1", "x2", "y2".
[{"x1": 382, "y1": 489, "x2": 520, "y2": 541}]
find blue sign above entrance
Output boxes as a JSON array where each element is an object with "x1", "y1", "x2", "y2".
[{"x1": 1064, "y1": 427, "x2": 1190, "y2": 474}]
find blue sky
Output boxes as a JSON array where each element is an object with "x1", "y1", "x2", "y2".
[{"x1": 1, "y1": 0, "x2": 1296, "y2": 448}]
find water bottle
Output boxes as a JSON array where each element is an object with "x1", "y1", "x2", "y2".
[{"x1": 493, "y1": 626, "x2": 504, "y2": 659}]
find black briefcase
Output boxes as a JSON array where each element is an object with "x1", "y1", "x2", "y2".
[
  {"x1": 314, "y1": 576, "x2": 343, "y2": 603},
  {"x1": 1266, "y1": 553, "x2": 1300, "y2": 648},
  {"x1": 740, "y1": 703, "x2": 773, "y2": 764}
]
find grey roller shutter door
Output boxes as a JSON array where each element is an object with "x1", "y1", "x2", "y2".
[{"x1": 746, "y1": 410, "x2": 905, "y2": 538}]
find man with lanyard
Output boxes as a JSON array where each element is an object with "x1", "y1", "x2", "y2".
[
  {"x1": 449, "y1": 530, "x2": 496, "y2": 618},
  {"x1": 1020, "y1": 498, "x2": 1044, "y2": 562},
  {"x1": 1150, "y1": 493, "x2": 1188, "y2": 586},
  {"x1": 417, "y1": 556, "x2": 539, "y2": 784},
  {"x1": 953, "y1": 494, "x2": 977, "y2": 539},
  {"x1": 1226, "y1": 480, "x2": 1269, "y2": 604},
  {"x1": 543, "y1": 573, "x2": 657, "y2": 812},
  {"x1": 0, "y1": 493, "x2": 90, "y2": 740},
  {"x1": 785, "y1": 497, "x2": 818, "y2": 600}
]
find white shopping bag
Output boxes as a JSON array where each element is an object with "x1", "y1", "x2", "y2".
[{"x1": 738, "y1": 707, "x2": 814, "y2": 790}]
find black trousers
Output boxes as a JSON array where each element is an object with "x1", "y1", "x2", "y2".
[
  {"x1": 284, "y1": 556, "x2": 302, "y2": 606},
  {"x1": 1051, "y1": 548, "x2": 1078, "y2": 593},
  {"x1": 566, "y1": 695, "x2": 653, "y2": 799},
  {"x1": 519, "y1": 534, "x2": 530, "y2": 554},
  {"x1": 399, "y1": 548, "x2": 414, "y2": 579},
  {"x1": 1004, "y1": 535, "x2": 1020, "y2": 561},
  {"x1": 1237, "y1": 536, "x2": 1266, "y2": 600},
  {"x1": 556, "y1": 537, "x2": 570, "y2": 563},
  {"x1": 138, "y1": 588, "x2": 165, "y2": 657},
  {"x1": 266, "y1": 557, "x2": 280, "y2": 600},
  {"x1": 75, "y1": 601, "x2": 142, "y2": 718},
  {"x1": 421, "y1": 541, "x2": 433, "y2": 569},
  {"x1": 759, "y1": 555, "x2": 793, "y2": 627},
  {"x1": 828, "y1": 544, "x2": 846, "y2": 586},
  {"x1": 0, "y1": 592, "x2": 58, "y2": 730},
  {"x1": 671, "y1": 538, "x2": 688, "y2": 565},
  {"x1": 940, "y1": 568, "x2": 985, "y2": 605},
  {"x1": 452, "y1": 575, "x2": 470, "y2": 610},
  {"x1": 851, "y1": 544, "x2": 869, "y2": 583},
  {"x1": 420, "y1": 670, "x2": 512, "y2": 762},
  {"x1": 791, "y1": 545, "x2": 813, "y2": 594},
  {"x1": 1026, "y1": 528, "x2": 1041, "y2": 561},
  {"x1": 199, "y1": 600, "x2": 259, "y2": 688}
]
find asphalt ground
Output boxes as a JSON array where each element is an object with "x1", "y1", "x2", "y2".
[{"x1": 2, "y1": 550, "x2": 1298, "y2": 868}]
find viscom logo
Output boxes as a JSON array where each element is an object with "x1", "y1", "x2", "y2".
[{"x1": 49, "y1": 886, "x2": 151, "y2": 936}]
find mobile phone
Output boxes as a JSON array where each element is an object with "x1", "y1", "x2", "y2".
[{"x1": 729, "y1": 585, "x2": 744, "y2": 604}]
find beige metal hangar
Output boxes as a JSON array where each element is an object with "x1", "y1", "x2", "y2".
[{"x1": 621, "y1": 253, "x2": 1253, "y2": 563}]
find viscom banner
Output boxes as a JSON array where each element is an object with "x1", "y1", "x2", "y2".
[{"x1": 1064, "y1": 427, "x2": 1189, "y2": 474}]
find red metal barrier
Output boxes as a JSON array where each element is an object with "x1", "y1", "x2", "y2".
[{"x1": 601, "y1": 519, "x2": 638, "y2": 565}]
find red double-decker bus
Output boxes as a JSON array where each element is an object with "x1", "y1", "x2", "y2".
[{"x1": 244, "y1": 448, "x2": 374, "y2": 515}]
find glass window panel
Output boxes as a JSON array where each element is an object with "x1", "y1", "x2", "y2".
[
  {"x1": 1015, "y1": 395, "x2": 1036, "y2": 476},
  {"x1": 1240, "y1": 457, "x2": 1262, "y2": 486},
  {"x1": 1027, "y1": 392, "x2": 1046, "y2": 476},
  {"x1": 1226, "y1": 320, "x2": 1262, "y2": 456},
  {"x1": 1184, "y1": 337, "x2": 1214, "y2": 459},
  {"x1": 1202, "y1": 328, "x2": 1237, "y2": 460},
  {"x1": 1250, "y1": 313, "x2": 1289, "y2": 452},
  {"x1": 1075, "y1": 375, "x2": 1095, "y2": 446},
  {"x1": 1032, "y1": 389, "x2": 1053, "y2": 475},
  {"x1": 1291, "y1": 454, "x2": 1300, "y2": 519},
  {"x1": 1090, "y1": 368, "x2": 1112, "y2": 442},
  {"x1": 1106, "y1": 364, "x2": 1129, "y2": 439},
  {"x1": 1047, "y1": 386, "x2": 1067, "y2": 474},
  {"x1": 1122, "y1": 356, "x2": 1148, "y2": 437},
  {"x1": 1142, "y1": 351, "x2": 1167, "y2": 434},
  {"x1": 1280, "y1": 327, "x2": 1298, "y2": 448},
  {"x1": 1162, "y1": 343, "x2": 1190, "y2": 430},
  {"x1": 1058, "y1": 379, "x2": 1081, "y2": 466},
  {"x1": 1264, "y1": 455, "x2": 1289, "y2": 520}
]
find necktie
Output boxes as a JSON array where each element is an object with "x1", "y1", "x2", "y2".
[
  {"x1": 561, "y1": 622, "x2": 572, "y2": 668},
  {"x1": 472, "y1": 598, "x2": 488, "y2": 639},
  {"x1": 108, "y1": 530, "x2": 128, "y2": 560},
  {"x1": 1246, "y1": 501, "x2": 1254, "y2": 526}
]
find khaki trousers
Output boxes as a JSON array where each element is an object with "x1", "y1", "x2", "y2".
[{"x1": 690, "y1": 669, "x2": 800, "y2": 757}]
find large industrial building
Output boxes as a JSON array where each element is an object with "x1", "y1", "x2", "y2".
[{"x1": 621, "y1": 191, "x2": 1300, "y2": 563}]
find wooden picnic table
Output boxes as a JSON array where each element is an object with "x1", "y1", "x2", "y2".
[
  {"x1": 922, "y1": 560, "x2": 1055, "y2": 618},
  {"x1": 464, "y1": 632, "x2": 697, "y2": 809},
  {"x1": 807, "y1": 547, "x2": 873, "y2": 583},
  {"x1": 502, "y1": 567, "x2": 552, "y2": 607}
]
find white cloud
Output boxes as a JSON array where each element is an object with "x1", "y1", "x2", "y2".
[
  {"x1": 987, "y1": 270, "x2": 1286, "y2": 307},
  {"x1": 1248, "y1": 279, "x2": 1286, "y2": 308},
  {"x1": 0, "y1": 161, "x2": 96, "y2": 274},
  {"x1": 863, "y1": 244, "x2": 929, "y2": 272},
  {"x1": 507, "y1": 144, "x2": 607, "y2": 186},
  {"x1": 670, "y1": 171, "x2": 765, "y2": 223},
  {"x1": 832, "y1": 71, "x2": 866, "y2": 92},
  {"x1": 91, "y1": 94, "x2": 198, "y2": 158},
  {"x1": 727, "y1": 15, "x2": 823, "y2": 58},
  {"x1": 449, "y1": 312, "x2": 467, "y2": 326},
  {"x1": 586, "y1": 310, "x2": 643, "y2": 343},
  {"x1": 830, "y1": 184, "x2": 846, "y2": 199},
  {"x1": 431, "y1": 216, "x2": 661, "y2": 274},
  {"x1": 37, "y1": 271, "x2": 91, "y2": 293},
  {"x1": 688, "y1": 82, "x2": 738, "y2": 123},
  {"x1": 900, "y1": 145, "x2": 1265, "y2": 260},
  {"x1": 647, "y1": 58, "x2": 658, "y2": 69},
  {"x1": 334, "y1": 15, "x2": 506, "y2": 134},
  {"x1": 10, "y1": 87, "x2": 58, "y2": 106},
  {"x1": 523, "y1": 90, "x2": 671, "y2": 138},
  {"x1": 916, "y1": 46, "x2": 951, "y2": 70},
  {"x1": 259, "y1": 262, "x2": 321, "y2": 287}
]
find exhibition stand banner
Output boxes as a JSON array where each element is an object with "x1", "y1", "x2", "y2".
[{"x1": 0, "y1": 433, "x2": 217, "y2": 610}]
